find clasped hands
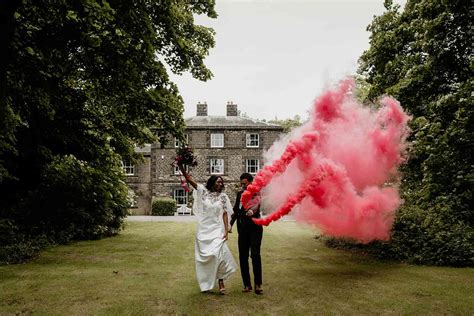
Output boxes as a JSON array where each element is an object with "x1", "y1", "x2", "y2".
[{"x1": 223, "y1": 209, "x2": 254, "y2": 240}]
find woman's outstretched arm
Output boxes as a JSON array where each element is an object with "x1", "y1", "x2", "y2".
[{"x1": 178, "y1": 163, "x2": 197, "y2": 190}]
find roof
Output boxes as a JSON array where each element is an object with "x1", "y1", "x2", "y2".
[{"x1": 185, "y1": 115, "x2": 283, "y2": 130}]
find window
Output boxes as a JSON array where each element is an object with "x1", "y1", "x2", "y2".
[
  {"x1": 211, "y1": 133, "x2": 224, "y2": 148},
  {"x1": 210, "y1": 158, "x2": 224, "y2": 174},
  {"x1": 174, "y1": 164, "x2": 188, "y2": 175},
  {"x1": 175, "y1": 134, "x2": 189, "y2": 148},
  {"x1": 122, "y1": 161, "x2": 135, "y2": 175},
  {"x1": 174, "y1": 188, "x2": 188, "y2": 206},
  {"x1": 246, "y1": 159, "x2": 260, "y2": 174},
  {"x1": 246, "y1": 133, "x2": 259, "y2": 147}
]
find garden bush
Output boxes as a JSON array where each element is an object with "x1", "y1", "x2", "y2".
[{"x1": 152, "y1": 198, "x2": 176, "y2": 216}]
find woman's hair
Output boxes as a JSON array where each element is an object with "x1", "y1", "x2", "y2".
[{"x1": 206, "y1": 175, "x2": 224, "y2": 192}]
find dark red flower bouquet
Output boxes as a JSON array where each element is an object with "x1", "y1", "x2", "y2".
[
  {"x1": 173, "y1": 146, "x2": 198, "y2": 192},
  {"x1": 174, "y1": 146, "x2": 198, "y2": 167}
]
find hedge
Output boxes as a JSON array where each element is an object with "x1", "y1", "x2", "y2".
[{"x1": 152, "y1": 198, "x2": 176, "y2": 216}]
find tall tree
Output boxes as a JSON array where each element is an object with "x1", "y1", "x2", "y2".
[
  {"x1": 0, "y1": 0, "x2": 217, "y2": 263},
  {"x1": 0, "y1": 0, "x2": 20, "y2": 183},
  {"x1": 357, "y1": 0, "x2": 472, "y2": 265}
]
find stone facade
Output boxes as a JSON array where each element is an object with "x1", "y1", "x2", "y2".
[
  {"x1": 126, "y1": 103, "x2": 283, "y2": 215},
  {"x1": 126, "y1": 145, "x2": 152, "y2": 214}
]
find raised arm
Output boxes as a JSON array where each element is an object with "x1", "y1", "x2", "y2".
[{"x1": 178, "y1": 163, "x2": 197, "y2": 190}]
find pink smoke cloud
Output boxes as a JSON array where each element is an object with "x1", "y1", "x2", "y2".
[{"x1": 242, "y1": 79, "x2": 410, "y2": 243}]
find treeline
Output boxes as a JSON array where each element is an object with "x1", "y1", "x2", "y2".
[
  {"x1": 0, "y1": 1, "x2": 217, "y2": 264},
  {"x1": 328, "y1": 0, "x2": 472, "y2": 266}
]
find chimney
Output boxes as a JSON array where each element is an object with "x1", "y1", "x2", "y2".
[
  {"x1": 226, "y1": 101, "x2": 238, "y2": 116},
  {"x1": 196, "y1": 102, "x2": 207, "y2": 116}
]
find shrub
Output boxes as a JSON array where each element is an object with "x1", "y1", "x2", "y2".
[
  {"x1": 387, "y1": 200, "x2": 474, "y2": 266},
  {"x1": 325, "y1": 199, "x2": 474, "y2": 267},
  {"x1": 0, "y1": 154, "x2": 129, "y2": 264},
  {"x1": 0, "y1": 219, "x2": 51, "y2": 264},
  {"x1": 152, "y1": 198, "x2": 176, "y2": 216}
]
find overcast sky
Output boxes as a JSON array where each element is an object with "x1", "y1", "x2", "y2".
[{"x1": 170, "y1": 0, "x2": 406, "y2": 121}]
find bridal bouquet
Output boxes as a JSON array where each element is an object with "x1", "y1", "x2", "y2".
[
  {"x1": 173, "y1": 146, "x2": 198, "y2": 192},
  {"x1": 174, "y1": 146, "x2": 198, "y2": 167}
]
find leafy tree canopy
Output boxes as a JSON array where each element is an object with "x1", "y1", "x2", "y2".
[
  {"x1": 0, "y1": 0, "x2": 217, "y2": 263},
  {"x1": 355, "y1": 0, "x2": 473, "y2": 266}
]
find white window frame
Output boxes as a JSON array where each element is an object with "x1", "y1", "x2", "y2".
[
  {"x1": 246, "y1": 133, "x2": 260, "y2": 148},
  {"x1": 210, "y1": 158, "x2": 224, "y2": 175},
  {"x1": 210, "y1": 133, "x2": 224, "y2": 148},
  {"x1": 174, "y1": 164, "x2": 189, "y2": 175},
  {"x1": 174, "y1": 134, "x2": 189, "y2": 148},
  {"x1": 246, "y1": 159, "x2": 260, "y2": 174},
  {"x1": 122, "y1": 161, "x2": 135, "y2": 176},
  {"x1": 173, "y1": 188, "x2": 188, "y2": 206}
]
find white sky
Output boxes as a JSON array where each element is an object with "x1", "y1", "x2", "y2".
[{"x1": 170, "y1": 0, "x2": 406, "y2": 120}]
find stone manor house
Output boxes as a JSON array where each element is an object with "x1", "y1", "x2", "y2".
[{"x1": 124, "y1": 102, "x2": 283, "y2": 215}]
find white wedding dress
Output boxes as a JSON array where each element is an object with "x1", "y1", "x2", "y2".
[{"x1": 193, "y1": 184, "x2": 237, "y2": 291}]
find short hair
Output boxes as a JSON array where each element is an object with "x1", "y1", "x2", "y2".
[
  {"x1": 240, "y1": 173, "x2": 253, "y2": 182},
  {"x1": 206, "y1": 175, "x2": 224, "y2": 192}
]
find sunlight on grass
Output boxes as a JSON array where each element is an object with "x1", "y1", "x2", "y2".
[{"x1": 1, "y1": 221, "x2": 473, "y2": 315}]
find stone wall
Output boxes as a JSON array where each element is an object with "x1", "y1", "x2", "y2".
[
  {"x1": 127, "y1": 127, "x2": 283, "y2": 214},
  {"x1": 126, "y1": 154, "x2": 151, "y2": 215}
]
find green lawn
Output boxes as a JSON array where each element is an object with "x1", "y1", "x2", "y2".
[{"x1": 1, "y1": 221, "x2": 472, "y2": 315}]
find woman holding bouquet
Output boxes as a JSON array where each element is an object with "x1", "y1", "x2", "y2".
[{"x1": 178, "y1": 162, "x2": 237, "y2": 294}]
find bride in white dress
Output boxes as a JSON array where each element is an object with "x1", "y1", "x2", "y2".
[{"x1": 179, "y1": 164, "x2": 237, "y2": 294}]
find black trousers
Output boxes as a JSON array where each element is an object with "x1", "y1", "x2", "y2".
[{"x1": 237, "y1": 223, "x2": 263, "y2": 287}]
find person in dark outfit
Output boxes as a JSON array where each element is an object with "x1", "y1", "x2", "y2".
[{"x1": 232, "y1": 173, "x2": 263, "y2": 294}]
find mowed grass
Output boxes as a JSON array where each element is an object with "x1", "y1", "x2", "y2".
[{"x1": 1, "y1": 221, "x2": 473, "y2": 315}]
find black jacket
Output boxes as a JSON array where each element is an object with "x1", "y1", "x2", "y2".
[{"x1": 232, "y1": 190, "x2": 261, "y2": 227}]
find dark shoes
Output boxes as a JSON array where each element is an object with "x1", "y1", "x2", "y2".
[{"x1": 243, "y1": 285, "x2": 263, "y2": 294}]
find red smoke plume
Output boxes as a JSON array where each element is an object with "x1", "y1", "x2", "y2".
[{"x1": 241, "y1": 79, "x2": 410, "y2": 243}]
